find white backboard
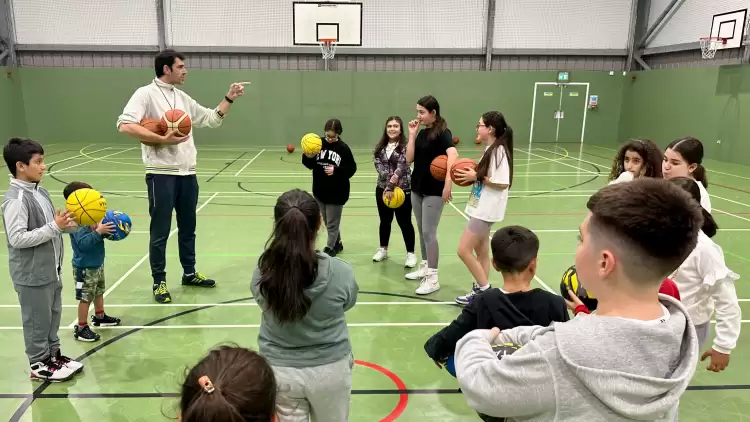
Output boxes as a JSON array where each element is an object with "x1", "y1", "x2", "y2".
[
  {"x1": 293, "y1": 1, "x2": 363, "y2": 46},
  {"x1": 710, "y1": 9, "x2": 747, "y2": 49}
]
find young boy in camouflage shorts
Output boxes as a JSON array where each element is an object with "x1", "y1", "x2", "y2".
[{"x1": 63, "y1": 182, "x2": 121, "y2": 342}]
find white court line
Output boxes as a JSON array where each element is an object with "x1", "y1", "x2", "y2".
[
  {"x1": 0, "y1": 230, "x2": 149, "y2": 235},
  {"x1": 66, "y1": 192, "x2": 220, "y2": 328},
  {"x1": 50, "y1": 172, "x2": 600, "y2": 179},
  {"x1": 446, "y1": 201, "x2": 556, "y2": 294},
  {"x1": 0, "y1": 301, "x2": 459, "y2": 309},
  {"x1": 49, "y1": 147, "x2": 138, "y2": 174},
  {"x1": 83, "y1": 190, "x2": 602, "y2": 195},
  {"x1": 233, "y1": 149, "x2": 266, "y2": 177},
  {"x1": 515, "y1": 148, "x2": 598, "y2": 175},
  {"x1": 47, "y1": 146, "x2": 113, "y2": 166}
]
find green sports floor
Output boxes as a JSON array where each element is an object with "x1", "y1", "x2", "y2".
[{"x1": 1, "y1": 141, "x2": 749, "y2": 421}]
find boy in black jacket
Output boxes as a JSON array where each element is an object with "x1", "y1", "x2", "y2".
[
  {"x1": 302, "y1": 118, "x2": 357, "y2": 257},
  {"x1": 425, "y1": 225, "x2": 569, "y2": 370}
]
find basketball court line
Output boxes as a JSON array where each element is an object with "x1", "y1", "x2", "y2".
[
  {"x1": 49, "y1": 171, "x2": 603, "y2": 178},
  {"x1": 515, "y1": 148, "x2": 598, "y2": 175},
  {"x1": 233, "y1": 149, "x2": 266, "y2": 177},
  {"x1": 49, "y1": 148, "x2": 139, "y2": 175},
  {"x1": 65, "y1": 192, "x2": 220, "y2": 328}
]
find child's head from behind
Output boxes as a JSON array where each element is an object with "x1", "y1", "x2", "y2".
[
  {"x1": 576, "y1": 179, "x2": 702, "y2": 301},
  {"x1": 257, "y1": 189, "x2": 321, "y2": 324},
  {"x1": 179, "y1": 346, "x2": 277, "y2": 422},
  {"x1": 490, "y1": 226, "x2": 539, "y2": 280},
  {"x1": 3, "y1": 138, "x2": 45, "y2": 182},
  {"x1": 609, "y1": 139, "x2": 662, "y2": 181},
  {"x1": 63, "y1": 181, "x2": 93, "y2": 201}
]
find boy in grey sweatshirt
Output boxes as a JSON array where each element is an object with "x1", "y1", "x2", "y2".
[
  {"x1": 455, "y1": 179, "x2": 702, "y2": 421},
  {"x1": 2, "y1": 138, "x2": 82, "y2": 382}
]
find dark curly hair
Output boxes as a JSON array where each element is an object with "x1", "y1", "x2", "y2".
[{"x1": 608, "y1": 139, "x2": 663, "y2": 182}]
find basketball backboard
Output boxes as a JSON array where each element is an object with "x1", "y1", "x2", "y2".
[
  {"x1": 710, "y1": 9, "x2": 747, "y2": 50},
  {"x1": 293, "y1": 1, "x2": 363, "y2": 46}
]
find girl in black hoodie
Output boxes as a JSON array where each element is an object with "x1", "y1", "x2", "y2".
[{"x1": 302, "y1": 118, "x2": 357, "y2": 257}]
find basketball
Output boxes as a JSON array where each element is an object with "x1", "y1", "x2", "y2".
[
  {"x1": 286, "y1": 144, "x2": 295, "y2": 153},
  {"x1": 430, "y1": 155, "x2": 448, "y2": 180},
  {"x1": 560, "y1": 265, "x2": 597, "y2": 310},
  {"x1": 445, "y1": 342, "x2": 520, "y2": 377},
  {"x1": 101, "y1": 210, "x2": 132, "y2": 241},
  {"x1": 140, "y1": 118, "x2": 165, "y2": 135},
  {"x1": 450, "y1": 158, "x2": 477, "y2": 187},
  {"x1": 474, "y1": 136, "x2": 481, "y2": 144},
  {"x1": 452, "y1": 136, "x2": 459, "y2": 145},
  {"x1": 65, "y1": 188, "x2": 108, "y2": 226},
  {"x1": 383, "y1": 187, "x2": 405, "y2": 209},
  {"x1": 301, "y1": 133, "x2": 323, "y2": 157},
  {"x1": 161, "y1": 109, "x2": 192, "y2": 137}
]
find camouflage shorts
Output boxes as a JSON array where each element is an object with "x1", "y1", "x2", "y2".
[{"x1": 74, "y1": 266, "x2": 106, "y2": 303}]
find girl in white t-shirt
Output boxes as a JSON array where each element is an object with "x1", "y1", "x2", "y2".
[
  {"x1": 453, "y1": 111, "x2": 513, "y2": 305},
  {"x1": 662, "y1": 137, "x2": 711, "y2": 213},
  {"x1": 607, "y1": 139, "x2": 663, "y2": 185},
  {"x1": 669, "y1": 177, "x2": 740, "y2": 373}
]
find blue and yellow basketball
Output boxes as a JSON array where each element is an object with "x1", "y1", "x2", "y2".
[
  {"x1": 560, "y1": 265, "x2": 598, "y2": 310},
  {"x1": 101, "y1": 210, "x2": 132, "y2": 241},
  {"x1": 301, "y1": 133, "x2": 323, "y2": 157},
  {"x1": 383, "y1": 187, "x2": 405, "y2": 209},
  {"x1": 65, "y1": 188, "x2": 107, "y2": 226}
]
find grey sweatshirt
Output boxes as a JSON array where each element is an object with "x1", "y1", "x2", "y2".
[
  {"x1": 251, "y1": 252, "x2": 359, "y2": 367},
  {"x1": 455, "y1": 294, "x2": 698, "y2": 421}
]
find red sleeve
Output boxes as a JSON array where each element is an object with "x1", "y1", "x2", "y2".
[
  {"x1": 574, "y1": 304, "x2": 590, "y2": 315},
  {"x1": 659, "y1": 279, "x2": 681, "y2": 301}
]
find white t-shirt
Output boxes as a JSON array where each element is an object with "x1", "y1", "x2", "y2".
[
  {"x1": 465, "y1": 145, "x2": 510, "y2": 222},
  {"x1": 385, "y1": 141, "x2": 398, "y2": 160},
  {"x1": 670, "y1": 231, "x2": 740, "y2": 353},
  {"x1": 696, "y1": 180, "x2": 711, "y2": 213}
]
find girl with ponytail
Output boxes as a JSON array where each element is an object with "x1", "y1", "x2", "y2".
[
  {"x1": 251, "y1": 189, "x2": 359, "y2": 421},
  {"x1": 662, "y1": 137, "x2": 711, "y2": 212},
  {"x1": 452, "y1": 111, "x2": 513, "y2": 305},
  {"x1": 667, "y1": 177, "x2": 740, "y2": 374}
]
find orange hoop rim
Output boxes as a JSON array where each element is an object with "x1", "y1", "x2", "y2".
[
  {"x1": 700, "y1": 36, "x2": 727, "y2": 44},
  {"x1": 319, "y1": 38, "x2": 338, "y2": 44}
]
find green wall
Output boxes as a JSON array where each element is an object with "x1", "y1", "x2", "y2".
[
  {"x1": 619, "y1": 65, "x2": 750, "y2": 165},
  {"x1": 13, "y1": 69, "x2": 624, "y2": 149},
  {"x1": 0, "y1": 67, "x2": 27, "y2": 142}
]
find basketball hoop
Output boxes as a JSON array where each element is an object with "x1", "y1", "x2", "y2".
[
  {"x1": 319, "y1": 38, "x2": 337, "y2": 60},
  {"x1": 699, "y1": 37, "x2": 726, "y2": 59}
]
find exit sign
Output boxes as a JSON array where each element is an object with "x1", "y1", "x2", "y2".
[{"x1": 557, "y1": 71, "x2": 569, "y2": 82}]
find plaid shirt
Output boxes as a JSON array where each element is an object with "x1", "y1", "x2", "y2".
[{"x1": 374, "y1": 144, "x2": 411, "y2": 193}]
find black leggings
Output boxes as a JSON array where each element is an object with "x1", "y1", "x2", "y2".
[{"x1": 376, "y1": 187, "x2": 416, "y2": 252}]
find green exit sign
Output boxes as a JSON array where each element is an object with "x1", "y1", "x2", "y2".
[{"x1": 557, "y1": 71, "x2": 569, "y2": 82}]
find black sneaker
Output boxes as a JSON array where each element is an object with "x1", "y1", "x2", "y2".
[
  {"x1": 181, "y1": 272, "x2": 216, "y2": 288},
  {"x1": 153, "y1": 281, "x2": 172, "y2": 303},
  {"x1": 92, "y1": 313, "x2": 121, "y2": 327},
  {"x1": 73, "y1": 324, "x2": 101, "y2": 342},
  {"x1": 334, "y1": 239, "x2": 344, "y2": 253},
  {"x1": 323, "y1": 246, "x2": 337, "y2": 257}
]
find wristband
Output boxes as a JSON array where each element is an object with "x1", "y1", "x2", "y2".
[{"x1": 224, "y1": 96, "x2": 234, "y2": 103}]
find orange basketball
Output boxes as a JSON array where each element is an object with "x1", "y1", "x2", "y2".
[
  {"x1": 286, "y1": 144, "x2": 295, "y2": 153},
  {"x1": 140, "y1": 118, "x2": 165, "y2": 135},
  {"x1": 161, "y1": 109, "x2": 192, "y2": 137},
  {"x1": 430, "y1": 155, "x2": 448, "y2": 181},
  {"x1": 474, "y1": 136, "x2": 481, "y2": 144},
  {"x1": 451, "y1": 158, "x2": 478, "y2": 187},
  {"x1": 452, "y1": 136, "x2": 459, "y2": 145}
]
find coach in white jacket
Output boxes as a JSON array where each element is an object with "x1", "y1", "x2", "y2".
[{"x1": 116, "y1": 49, "x2": 248, "y2": 303}]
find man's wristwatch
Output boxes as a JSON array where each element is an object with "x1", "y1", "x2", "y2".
[{"x1": 224, "y1": 95, "x2": 234, "y2": 103}]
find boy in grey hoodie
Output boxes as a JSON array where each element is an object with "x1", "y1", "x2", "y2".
[
  {"x1": 2, "y1": 138, "x2": 82, "y2": 382},
  {"x1": 455, "y1": 179, "x2": 702, "y2": 421}
]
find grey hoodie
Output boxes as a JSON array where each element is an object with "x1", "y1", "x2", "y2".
[
  {"x1": 455, "y1": 294, "x2": 698, "y2": 421},
  {"x1": 251, "y1": 251, "x2": 359, "y2": 368}
]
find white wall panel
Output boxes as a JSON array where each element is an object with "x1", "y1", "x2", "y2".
[{"x1": 493, "y1": 0, "x2": 632, "y2": 50}]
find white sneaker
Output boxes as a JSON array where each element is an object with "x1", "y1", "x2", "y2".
[
  {"x1": 415, "y1": 269, "x2": 440, "y2": 295},
  {"x1": 30, "y1": 358, "x2": 75, "y2": 382},
  {"x1": 404, "y1": 253, "x2": 418, "y2": 268},
  {"x1": 373, "y1": 248, "x2": 388, "y2": 262},
  {"x1": 54, "y1": 350, "x2": 84, "y2": 373},
  {"x1": 406, "y1": 260, "x2": 428, "y2": 280}
]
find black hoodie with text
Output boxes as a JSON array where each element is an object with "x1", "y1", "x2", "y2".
[{"x1": 302, "y1": 137, "x2": 357, "y2": 205}]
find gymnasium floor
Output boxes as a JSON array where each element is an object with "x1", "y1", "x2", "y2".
[{"x1": 1, "y1": 141, "x2": 749, "y2": 421}]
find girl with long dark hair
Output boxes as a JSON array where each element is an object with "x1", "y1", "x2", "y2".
[
  {"x1": 251, "y1": 189, "x2": 359, "y2": 421},
  {"x1": 372, "y1": 116, "x2": 417, "y2": 267},
  {"x1": 662, "y1": 137, "x2": 711, "y2": 212}
]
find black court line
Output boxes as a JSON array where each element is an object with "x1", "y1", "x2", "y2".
[{"x1": 205, "y1": 151, "x2": 248, "y2": 183}]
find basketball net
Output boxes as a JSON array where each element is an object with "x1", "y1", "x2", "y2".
[
  {"x1": 700, "y1": 37, "x2": 726, "y2": 60},
  {"x1": 319, "y1": 39, "x2": 337, "y2": 60}
]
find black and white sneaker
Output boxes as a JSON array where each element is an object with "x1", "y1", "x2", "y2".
[
  {"x1": 30, "y1": 358, "x2": 75, "y2": 382},
  {"x1": 54, "y1": 350, "x2": 84, "y2": 374},
  {"x1": 74, "y1": 324, "x2": 101, "y2": 342},
  {"x1": 92, "y1": 313, "x2": 121, "y2": 327}
]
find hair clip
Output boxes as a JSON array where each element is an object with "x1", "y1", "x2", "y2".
[{"x1": 198, "y1": 376, "x2": 215, "y2": 394}]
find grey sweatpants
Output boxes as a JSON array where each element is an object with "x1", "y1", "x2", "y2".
[
  {"x1": 315, "y1": 198, "x2": 344, "y2": 250},
  {"x1": 412, "y1": 192, "x2": 445, "y2": 268},
  {"x1": 14, "y1": 278, "x2": 63, "y2": 364},
  {"x1": 273, "y1": 353, "x2": 354, "y2": 422}
]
